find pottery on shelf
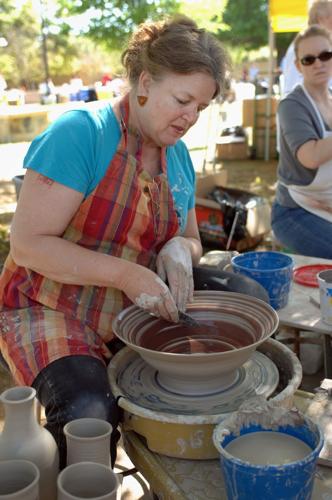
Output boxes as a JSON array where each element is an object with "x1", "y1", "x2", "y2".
[
  {"x1": 0, "y1": 386, "x2": 59, "y2": 500},
  {"x1": 0, "y1": 460, "x2": 39, "y2": 500},
  {"x1": 112, "y1": 291, "x2": 279, "y2": 395},
  {"x1": 64, "y1": 418, "x2": 112, "y2": 467}
]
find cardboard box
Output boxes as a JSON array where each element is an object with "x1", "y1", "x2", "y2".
[
  {"x1": 215, "y1": 137, "x2": 249, "y2": 161},
  {"x1": 253, "y1": 129, "x2": 277, "y2": 159},
  {"x1": 242, "y1": 96, "x2": 279, "y2": 129}
]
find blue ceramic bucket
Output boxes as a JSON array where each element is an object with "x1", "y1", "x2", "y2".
[
  {"x1": 231, "y1": 251, "x2": 293, "y2": 309},
  {"x1": 213, "y1": 411, "x2": 323, "y2": 500}
]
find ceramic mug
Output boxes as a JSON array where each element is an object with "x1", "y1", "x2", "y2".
[
  {"x1": 64, "y1": 418, "x2": 112, "y2": 466},
  {"x1": 57, "y1": 461, "x2": 120, "y2": 500},
  {"x1": 0, "y1": 459, "x2": 40, "y2": 500},
  {"x1": 317, "y1": 269, "x2": 332, "y2": 325}
]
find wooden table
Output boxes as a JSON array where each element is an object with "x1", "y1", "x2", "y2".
[
  {"x1": 122, "y1": 392, "x2": 332, "y2": 500},
  {"x1": 277, "y1": 254, "x2": 332, "y2": 378}
]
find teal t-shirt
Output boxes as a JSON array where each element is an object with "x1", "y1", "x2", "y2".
[{"x1": 23, "y1": 105, "x2": 196, "y2": 232}]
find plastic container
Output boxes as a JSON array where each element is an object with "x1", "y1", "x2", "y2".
[
  {"x1": 231, "y1": 251, "x2": 293, "y2": 309},
  {"x1": 213, "y1": 399, "x2": 323, "y2": 500},
  {"x1": 317, "y1": 269, "x2": 332, "y2": 325}
]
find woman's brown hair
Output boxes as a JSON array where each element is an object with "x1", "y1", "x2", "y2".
[
  {"x1": 121, "y1": 15, "x2": 230, "y2": 98},
  {"x1": 294, "y1": 24, "x2": 332, "y2": 58}
]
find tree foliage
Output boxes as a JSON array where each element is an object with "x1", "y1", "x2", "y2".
[
  {"x1": 0, "y1": 1, "x2": 42, "y2": 86},
  {"x1": 57, "y1": 0, "x2": 181, "y2": 50},
  {"x1": 0, "y1": 0, "x2": 84, "y2": 87},
  {"x1": 218, "y1": 0, "x2": 268, "y2": 50}
]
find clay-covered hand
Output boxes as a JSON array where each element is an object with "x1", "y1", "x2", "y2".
[
  {"x1": 156, "y1": 236, "x2": 194, "y2": 312},
  {"x1": 118, "y1": 263, "x2": 178, "y2": 322}
]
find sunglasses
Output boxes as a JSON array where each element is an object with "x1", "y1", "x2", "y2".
[{"x1": 300, "y1": 50, "x2": 332, "y2": 66}]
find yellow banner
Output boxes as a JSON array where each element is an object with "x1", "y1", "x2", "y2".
[{"x1": 270, "y1": 0, "x2": 309, "y2": 32}]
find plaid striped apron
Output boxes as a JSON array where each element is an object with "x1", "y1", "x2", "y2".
[{"x1": 0, "y1": 95, "x2": 180, "y2": 384}]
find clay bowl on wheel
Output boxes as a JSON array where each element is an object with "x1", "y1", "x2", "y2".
[{"x1": 112, "y1": 291, "x2": 279, "y2": 396}]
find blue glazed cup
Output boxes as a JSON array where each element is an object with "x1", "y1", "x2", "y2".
[
  {"x1": 231, "y1": 251, "x2": 293, "y2": 309},
  {"x1": 213, "y1": 414, "x2": 323, "y2": 500}
]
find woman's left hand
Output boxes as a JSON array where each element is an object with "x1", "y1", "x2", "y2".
[{"x1": 156, "y1": 236, "x2": 194, "y2": 312}]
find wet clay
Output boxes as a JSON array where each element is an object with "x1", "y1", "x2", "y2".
[
  {"x1": 225, "y1": 431, "x2": 312, "y2": 465},
  {"x1": 139, "y1": 319, "x2": 254, "y2": 353}
]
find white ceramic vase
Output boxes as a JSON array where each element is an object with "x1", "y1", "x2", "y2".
[
  {"x1": 57, "y1": 462, "x2": 120, "y2": 500},
  {"x1": 64, "y1": 418, "x2": 112, "y2": 466},
  {"x1": 0, "y1": 386, "x2": 59, "y2": 500},
  {"x1": 0, "y1": 460, "x2": 39, "y2": 500}
]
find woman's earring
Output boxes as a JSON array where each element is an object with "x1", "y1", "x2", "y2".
[{"x1": 137, "y1": 95, "x2": 148, "y2": 106}]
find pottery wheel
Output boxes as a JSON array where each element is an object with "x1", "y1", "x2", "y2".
[{"x1": 116, "y1": 349, "x2": 279, "y2": 416}]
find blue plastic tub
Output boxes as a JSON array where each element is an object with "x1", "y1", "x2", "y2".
[
  {"x1": 231, "y1": 251, "x2": 293, "y2": 309},
  {"x1": 214, "y1": 419, "x2": 323, "y2": 500}
]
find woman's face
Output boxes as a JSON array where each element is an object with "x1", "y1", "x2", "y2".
[
  {"x1": 137, "y1": 71, "x2": 217, "y2": 147},
  {"x1": 296, "y1": 35, "x2": 332, "y2": 86}
]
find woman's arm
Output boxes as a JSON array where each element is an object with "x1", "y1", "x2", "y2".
[
  {"x1": 10, "y1": 169, "x2": 179, "y2": 321},
  {"x1": 180, "y1": 207, "x2": 203, "y2": 266},
  {"x1": 156, "y1": 207, "x2": 202, "y2": 311},
  {"x1": 279, "y1": 94, "x2": 332, "y2": 169},
  {"x1": 296, "y1": 135, "x2": 332, "y2": 169},
  {"x1": 11, "y1": 169, "x2": 127, "y2": 287}
]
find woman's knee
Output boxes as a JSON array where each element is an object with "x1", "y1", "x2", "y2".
[
  {"x1": 32, "y1": 355, "x2": 121, "y2": 427},
  {"x1": 32, "y1": 355, "x2": 121, "y2": 469}
]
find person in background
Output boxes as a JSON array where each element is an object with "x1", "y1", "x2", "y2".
[
  {"x1": 101, "y1": 73, "x2": 113, "y2": 86},
  {"x1": 272, "y1": 25, "x2": 332, "y2": 257},
  {"x1": 281, "y1": 0, "x2": 332, "y2": 96},
  {"x1": 0, "y1": 16, "x2": 229, "y2": 468}
]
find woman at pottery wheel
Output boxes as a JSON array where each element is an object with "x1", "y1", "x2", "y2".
[{"x1": 0, "y1": 16, "x2": 229, "y2": 468}]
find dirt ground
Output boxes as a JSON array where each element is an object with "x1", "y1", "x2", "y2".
[{"x1": 217, "y1": 158, "x2": 277, "y2": 203}]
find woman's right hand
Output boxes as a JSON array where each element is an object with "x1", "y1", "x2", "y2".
[{"x1": 118, "y1": 264, "x2": 179, "y2": 322}]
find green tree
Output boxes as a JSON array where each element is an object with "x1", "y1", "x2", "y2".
[
  {"x1": 0, "y1": 1, "x2": 42, "y2": 87},
  {"x1": 0, "y1": 0, "x2": 82, "y2": 88},
  {"x1": 217, "y1": 0, "x2": 298, "y2": 64},
  {"x1": 57, "y1": 0, "x2": 180, "y2": 50},
  {"x1": 179, "y1": 0, "x2": 227, "y2": 33},
  {"x1": 218, "y1": 0, "x2": 268, "y2": 50}
]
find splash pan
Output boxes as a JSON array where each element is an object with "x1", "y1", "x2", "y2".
[
  {"x1": 112, "y1": 348, "x2": 279, "y2": 415},
  {"x1": 108, "y1": 339, "x2": 303, "y2": 460}
]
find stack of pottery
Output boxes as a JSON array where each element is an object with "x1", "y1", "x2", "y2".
[
  {"x1": 0, "y1": 387, "x2": 120, "y2": 499},
  {"x1": 58, "y1": 417, "x2": 120, "y2": 500}
]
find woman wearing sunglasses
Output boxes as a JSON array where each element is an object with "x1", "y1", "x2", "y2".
[{"x1": 272, "y1": 24, "x2": 332, "y2": 258}]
